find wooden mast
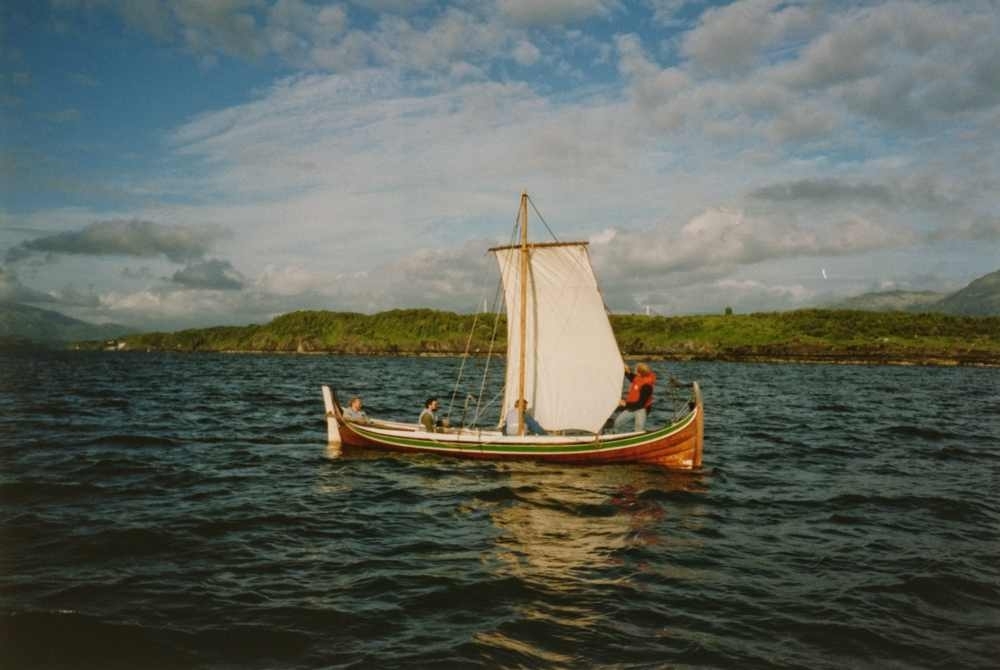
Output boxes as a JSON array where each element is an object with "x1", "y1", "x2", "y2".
[{"x1": 517, "y1": 191, "x2": 529, "y2": 436}]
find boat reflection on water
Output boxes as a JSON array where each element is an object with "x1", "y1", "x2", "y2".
[
  {"x1": 468, "y1": 464, "x2": 713, "y2": 659},
  {"x1": 484, "y1": 464, "x2": 712, "y2": 581},
  {"x1": 320, "y1": 447, "x2": 711, "y2": 574},
  {"x1": 315, "y1": 449, "x2": 714, "y2": 660}
]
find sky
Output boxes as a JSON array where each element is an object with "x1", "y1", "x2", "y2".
[{"x1": 1, "y1": 0, "x2": 998, "y2": 330}]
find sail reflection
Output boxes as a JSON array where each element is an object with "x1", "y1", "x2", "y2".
[{"x1": 485, "y1": 465, "x2": 711, "y2": 582}]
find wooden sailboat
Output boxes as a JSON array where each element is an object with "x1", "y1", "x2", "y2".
[{"x1": 321, "y1": 192, "x2": 704, "y2": 469}]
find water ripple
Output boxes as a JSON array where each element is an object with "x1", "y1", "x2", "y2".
[{"x1": 2, "y1": 352, "x2": 998, "y2": 668}]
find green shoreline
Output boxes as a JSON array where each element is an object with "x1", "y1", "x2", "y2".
[
  {"x1": 79, "y1": 348, "x2": 1000, "y2": 367},
  {"x1": 72, "y1": 308, "x2": 1000, "y2": 368},
  {"x1": 182, "y1": 350, "x2": 1000, "y2": 367}
]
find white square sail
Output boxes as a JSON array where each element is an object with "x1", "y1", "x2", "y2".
[{"x1": 494, "y1": 243, "x2": 624, "y2": 434}]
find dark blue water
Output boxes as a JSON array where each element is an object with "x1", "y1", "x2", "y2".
[{"x1": 2, "y1": 352, "x2": 998, "y2": 669}]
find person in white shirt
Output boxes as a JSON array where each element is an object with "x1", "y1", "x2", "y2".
[{"x1": 343, "y1": 396, "x2": 370, "y2": 423}]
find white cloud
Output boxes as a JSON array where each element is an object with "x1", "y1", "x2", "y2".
[
  {"x1": 79, "y1": 242, "x2": 496, "y2": 329},
  {"x1": 715, "y1": 278, "x2": 811, "y2": 301},
  {"x1": 157, "y1": 69, "x2": 675, "y2": 270},
  {"x1": 19, "y1": 1, "x2": 1000, "y2": 327},
  {"x1": 765, "y1": 102, "x2": 840, "y2": 143},
  {"x1": 349, "y1": 0, "x2": 434, "y2": 13},
  {"x1": 593, "y1": 207, "x2": 915, "y2": 291},
  {"x1": 615, "y1": 33, "x2": 689, "y2": 108},
  {"x1": 645, "y1": 0, "x2": 689, "y2": 27},
  {"x1": 47, "y1": 283, "x2": 102, "y2": 307},
  {"x1": 775, "y1": 1, "x2": 1000, "y2": 127},
  {"x1": 751, "y1": 178, "x2": 913, "y2": 208},
  {"x1": 681, "y1": 0, "x2": 822, "y2": 75},
  {"x1": 171, "y1": 259, "x2": 245, "y2": 290},
  {"x1": 0, "y1": 267, "x2": 55, "y2": 304},
  {"x1": 929, "y1": 217, "x2": 1000, "y2": 243},
  {"x1": 497, "y1": 0, "x2": 619, "y2": 26},
  {"x1": 618, "y1": 0, "x2": 1000, "y2": 145},
  {"x1": 253, "y1": 263, "x2": 327, "y2": 296},
  {"x1": 55, "y1": 0, "x2": 518, "y2": 75},
  {"x1": 173, "y1": 0, "x2": 265, "y2": 59},
  {"x1": 512, "y1": 39, "x2": 541, "y2": 66},
  {"x1": 6, "y1": 219, "x2": 227, "y2": 264}
]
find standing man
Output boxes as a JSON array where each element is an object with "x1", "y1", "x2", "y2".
[{"x1": 613, "y1": 363, "x2": 656, "y2": 432}]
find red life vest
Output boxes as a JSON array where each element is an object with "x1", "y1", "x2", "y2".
[{"x1": 625, "y1": 372, "x2": 656, "y2": 409}]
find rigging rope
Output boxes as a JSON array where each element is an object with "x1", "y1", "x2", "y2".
[
  {"x1": 473, "y1": 279, "x2": 506, "y2": 426},
  {"x1": 448, "y1": 204, "x2": 521, "y2": 428},
  {"x1": 446, "y1": 310, "x2": 481, "y2": 422},
  {"x1": 528, "y1": 195, "x2": 560, "y2": 243},
  {"x1": 473, "y1": 206, "x2": 521, "y2": 426}
]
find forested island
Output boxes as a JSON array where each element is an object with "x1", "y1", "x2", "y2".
[{"x1": 83, "y1": 308, "x2": 1000, "y2": 366}]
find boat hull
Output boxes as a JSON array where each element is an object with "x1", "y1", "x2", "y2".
[{"x1": 322, "y1": 385, "x2": 703, "y2": 469}]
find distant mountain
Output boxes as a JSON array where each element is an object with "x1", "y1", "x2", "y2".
[
  {"x1": 932, "y1": 269, "x2": 1000, "y2": 316},
  {"x1": 824, "y1": 269, "x2": 1000, "y2": 315},
  {"x1": 0, "y1": 302, "x2": 133, "y2": 348},
  {"x1": 825, "y1": 290, "x2": 946, "y2": 312}
]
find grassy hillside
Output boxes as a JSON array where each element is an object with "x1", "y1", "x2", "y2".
[
  {"x1": 118, "y1": 309, "x2": 497, "y2": 354},
  {"x1": 105, "y1": 308, "x2": 1000, "y2": 365},
  {"x1": 613, "y1": 310, "x2": 999, "y2": 363}
]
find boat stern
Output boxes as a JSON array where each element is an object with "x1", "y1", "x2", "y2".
[
  {"x1": 692, "y1": 381, "x2": 704, "y2": 468},
  {"x1": 321, "y1": 385, "x2": 342, "y2": 446}
]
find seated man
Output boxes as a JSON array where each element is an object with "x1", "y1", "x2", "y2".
[
  {"x1": 419, "y1": 397, "x2": 447, "y2": 432},
  {"x1": 342, "y1": 396, "x2": 369, "y2": 423},
  {"x1": 504, "y1": 399, "x2": 546, "y2": 436}
]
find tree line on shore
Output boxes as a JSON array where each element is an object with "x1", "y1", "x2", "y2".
[{"x1": 89, "y1": 308, "x2": 1000, "y2": 365}]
